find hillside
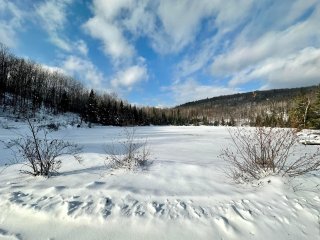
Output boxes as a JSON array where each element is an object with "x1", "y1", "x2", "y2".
[
  {"x1": 178, "y1": 86, "x2": 315, "y2": 108},
  {"x1": 176, "y1": 86, "x2": 318, "y2": 126}
]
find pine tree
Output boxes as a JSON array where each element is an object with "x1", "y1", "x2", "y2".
[
  {"x1": 309, "y1": 88, "x2": 320, "y2": 129},
  {"x1": 221, "y1": 117, "x2": 225, "y2": 126},
  {"x1": 98, "y1": 100, "x2": 108, "y2": 125},
  {"x1": 118, "y1": 101, "x2": 124, "y2": 126},
  {"x1": 289, "y1": 94, "x2": 311, "y2": 129},
  {"x1": 255, "y1": 115, "x2": 262, "y2": 126},
  {"x1": 59, "y1": 91, "x2": 70, "y2": 112},
  {"x1": 229, "y1": 117, "x2": 236, "y2": 126},
  {"x1": 86, "y1": 89, "x2": 98, "y2": 125}
]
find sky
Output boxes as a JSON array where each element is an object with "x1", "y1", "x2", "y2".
[{"x1": 0, "y1": 0, "x2": 320, "y2": 107}]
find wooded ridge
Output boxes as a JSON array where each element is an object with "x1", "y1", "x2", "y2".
[{"x1": 1, "y1": 43, "x2": 319, "y2": 128}]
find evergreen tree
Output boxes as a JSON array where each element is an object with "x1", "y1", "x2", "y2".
[
  {"x1": 221, "y1": 117, "x2": 225, "y2": 126},
  {"x1": 118, "y1": 101, "x2": 124, "y2": 126},
  {"x1": 289, "y1": 94, "x2": 311, "y2": 129},
  {"x1": 202, "y1": 116, "x2": 209, "y2": 125},
  {"x1": 98, "y1": 100, "x2": 109, "y2": 125},
  {"x1": 309, "y1": 88, "x2": 320, "y2": 129},
  {"x1": 86, "y1": 90, "x2": 98, "y2": 124},
  {"x1": 59, "y1": 91, "x2": 70, "y2": 112},
  {"x1": 255, "y1": 115, "x2": 262, "y2": 126},
  {"x1": 229, "y1": 117, "x2": 236, "y2": 126},
  {"x1": 105, "y1": 100, "x2": 113, "y2": 125}
]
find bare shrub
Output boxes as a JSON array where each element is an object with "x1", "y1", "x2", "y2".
[
  {"x1": 220, "y1": 127, "x2": 320, "y2": 182},
  {"x1": 4, "y1": 119, "x2": 82, "y2": 177},
  {"x1": 105, "y1": 128, "x2": 152, "y2": 171}
]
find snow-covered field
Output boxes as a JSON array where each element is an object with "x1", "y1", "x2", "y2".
[{"x1": 0, "y1": 119, "x2": 319, "y2": 240}]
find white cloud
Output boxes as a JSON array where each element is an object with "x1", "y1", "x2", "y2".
[
  {"x1": 172, "y1": 0, "x2": 256, "y2": 83},
  {"x1": 42, "y1": 64, "x2": 65, "y2": 74},
  {"x1": 84, "y1": 17, "x2": 134, "y2": 63},
  {"x1": 35, "y1": 0, "x2": 88, "y2": 56},
  {"x1": 173, "y1": 0, "x2": 320, "y2": 91},
  {"x1": 36, "y1": 0, "x2": 72, "y2": 30},
  {"x1": 166, "y1": 79, "x2": 236, "y2": 105},
  {"x1": 111, "y1": 63, "x2": 148, "y2": 91},
  {"x1": 75, "y1": 40, "x2": 88, "y2": 56},
  {"x1": 0, "y1": 23, "x2": 18, "y2": 48},
  {"x1": 174, "y1": 35, "x2": 221, "y2": 83},
  {"x1": 84, "y1": 0, "x2": 255, "y2": 61},
  {"x1": 36, "y1": 0, "x2": 72, "y2": 51},
  {"x1": 0, "y1": 0, "x2": 24, "y2": 47},
  {"x1": 152, "y1": 0, "x2": 253, "y2": 54},
  {"x1": 212, "y1": 20, "x2": 320, "y2": 75},
  {"x1": 62, "y1": 55, "x2": 105, "y2": 89},
  {"x1": 229, "y1": 47, "x2": 320, "y2": 89},
  {"x1": 122, "y1": 1, "x2": 155, "y2": 36},
  {"x1": 205, "y1": 1, "x2": 320, "y2": 93},
  {"x1": 152, "y1": 0, "x2": 213, "y2": 53},
  {"x1": 83, "y1": 0, "x2": 141, "y2": 63},
  {"x1": 281, "y1": 0, "x2": 318, "y2": 27},
  {"x1": 82, "y1": 0, "x2": 257, "y2": 98}
]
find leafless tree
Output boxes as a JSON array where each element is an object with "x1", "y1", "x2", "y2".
[
  {"x1": 220, "y1": 126, "x2": 320, "y2": 182},
  {"x1": 105, "y1": 128, "x2": 152, "y2": 171},
  {"x1": 303, "y1": 97, "x2": 311, "y2": 129},
  {"x1": 3, "y1": 119, "x2": 82, "y2": 177}
]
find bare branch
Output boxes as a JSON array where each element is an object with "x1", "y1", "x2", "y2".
[
  {"x1": 220, "y1": 126, "x2": 320, "y2": 182},
  {"x1": 3, "y1": 119, "x2": 82, "y2": 177},
  {"x1": 105, "y1": 128, "x2": 152, "y2": 171}
]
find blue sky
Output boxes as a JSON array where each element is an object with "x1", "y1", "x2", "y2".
[{"x1": 1, "y1": 0, "x2": 320, "y2": 107}]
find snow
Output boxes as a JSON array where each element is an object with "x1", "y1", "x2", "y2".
[
  {"x1": 298, "y1": 129, "x2": 320, "y2": 145},
  {"x1": 0, "y1": 121, "x2": 319, "y2": 240}
]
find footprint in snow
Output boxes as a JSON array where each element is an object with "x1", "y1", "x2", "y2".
[
  {"x1": 67, "y1": 201, "x2": 83, "y2": 215},
  {"x1": 121, "y1": 198, "x2": 139, "y2": 216},
  {"x1": 101, "y1": 197, "x2": 113, "y2": 218},
  {"x1": 152, "y1": 202, "x2": 165, "y2": 215},
  {"x1": 231, "y1": 205, "x2": 253, "y2": 221},
  {"x1": 177, "y1": 200, "x2": 187, "y2": 210},
  {"x1": 81, "y1": 200, "x2": 95, "y2": 215},
  {"x1": 9, "y1": 191, "x2": 30, "y2": 204},
  {"x1": 0, "y1": 228, "x2": 23, "y2": 240}
]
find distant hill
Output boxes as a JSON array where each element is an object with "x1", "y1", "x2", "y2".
[
  {"x1": 178, "y1": 86, "x2": 315, "y2": 108},
  {"x1": 176, "y1": 85, "x2": 318, "y2": 125}
]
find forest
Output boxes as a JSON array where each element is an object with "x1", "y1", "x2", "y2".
[
  {"x1": 1, "y1": 43, "x2": 319, "y2": 128},
  {"x1": 0, "y1": 43, "x2": 186, "y2": 126}
]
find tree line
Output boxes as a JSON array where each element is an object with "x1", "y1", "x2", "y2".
[
  {"x1": 1, "y1": 42, "x2": 319, "y2": 128},
  {"x1": 0, "y1": 43, "x2": 191, "y2": 126},
  {"x1": 176, "y1": 86, "x2": 320, "y2": 128}
]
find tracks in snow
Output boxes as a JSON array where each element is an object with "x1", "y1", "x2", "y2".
[{"x1": 4, "y1": 190, "x2": 319, "y2": 224}]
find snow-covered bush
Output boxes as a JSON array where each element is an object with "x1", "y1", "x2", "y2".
[
  {"x1": 4, "y1": 119, "x2": 82, "y2": 177},
  {"x1": 220, "y1": 127, "x2": 320, "y2": 182},
  {"x1": 105, "y1": 128, "x2": 152, "y2": 171}
]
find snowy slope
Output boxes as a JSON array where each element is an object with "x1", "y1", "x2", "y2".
[{"x1": 0, "y1": 124, "x2": 319, "y2": 240}]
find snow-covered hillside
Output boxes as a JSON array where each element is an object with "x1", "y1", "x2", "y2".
[{"x1": 0, "y1": 121, "x2": 319, "y2": 240}]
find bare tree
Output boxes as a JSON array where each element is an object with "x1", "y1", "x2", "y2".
[
  {"x1": 303, "y1": 97, "x2": 311, "y2": 129},
  {"x1": 220, "y1": 126, "x2": 320, "y2": 182},
  {"x1": 3, "y1": 119, "x2": 82, "y2": 177},
  {"x1": 105, "y1": 128, "x2": 152, "y2": 171}
]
